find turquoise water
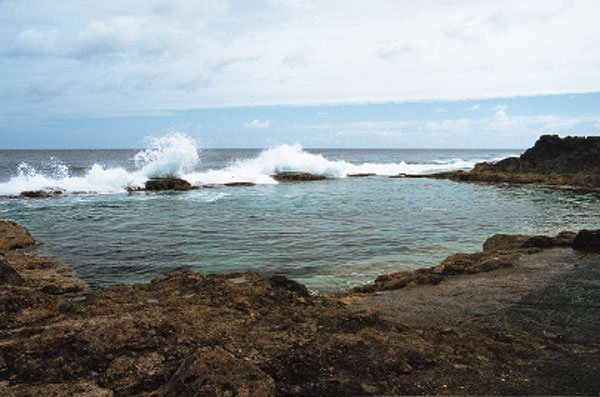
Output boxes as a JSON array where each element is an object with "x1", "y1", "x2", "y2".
[{"x1": 1, "y1": 145, "x2": 598, "y2": 293}]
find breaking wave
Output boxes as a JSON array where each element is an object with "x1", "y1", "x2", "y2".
[{"x1": 0, "y1": 133, "x2": 493, "y2": 196}]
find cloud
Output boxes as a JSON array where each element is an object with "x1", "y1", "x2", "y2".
[
  {"x1": 494, "y1": 105, "x2": 508, "y2": 120},
  {"x1": 6, "y1": 29, "x2": 58, "y2": 57},
  {"x1": 0, "y1": 0, "x2": 599, "y2": 120},
  {"x1": 303, "y1": 112, "x2": 600, "y2": 148},
  {"x1": 244, "y1": 119, "x2": 271, "y2": 129},
  {"x1": 469, "y1": 104, "x2": 480, "y2": 110}
]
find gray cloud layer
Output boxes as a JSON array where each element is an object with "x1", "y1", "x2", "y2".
[{"x1": 1, "y1": 0, "x2": 599, "y2": 120}]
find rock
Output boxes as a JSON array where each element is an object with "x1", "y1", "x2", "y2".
[
  {"x1": 389, "y1": 174, "x2": 427, "y2": 179},
  {"x1": 1, "y1": 252, "x2": 85, "y2": 294},
  {"x1": 0, "y1": 259, "x2": 24, "y2": 285},
  {"x1": 0, "y1": 381, "x2": 114, "y2": 397},
  {"x1": 484, "y1": 232, "x2": 578, "y2": 253},
  {"x1": 1, "y1": 221, "x2": 598, "y2": 395},
  {"x1": 483, "y1": 234, "x2": 530, "y2": 253},
  {"x1": 0, "y1": 240, "x2": 435, "y2": 396},
  {"x1": 0, "y1": 221, "x2": 84, "y2": 295},
  {"x1": 572, "y1": 230, "x2": 600, "y2": 251},
  {"x1": 427, "y1": 135, "x2": 600, "y2": 188},
  {"x1": 0, "y1": 257, "x2": 24, "y2": 286},
  {"x1": 224, "y1": 182, "x2": 256, "y2": 187},
  {"x1": 144, "y1": 177, "x2": 194, "y2": 191},
  {"x1": 355, "y1": 230, "x2": 576, "y2": 294},
  {"x1": 434, "y1": 253, "x2": 484, "y2": 275},
  {"x1": 19, "y1": 190, "x2": 63, "y2": 199},
  {"x1": 551, "y1": 231, "x2": 577, "y2": 246},
  {"x1": 272, "y1": 172, "x2": 327, "y2": 182},
  {"x1": 158, "y1": 347, "x2": 276, "y2": 396},
  {"x1": 0, "y1": 221, "x2": 36, "y2": 251},
  {"x1": 522, "y1": 235, "x2": 556, "y2": 249},
  {"x1": 347, "y1": 173, "x2": 376, "y2": 177},
  {"x1": 355, "y1": 268, "x2": 443, "y2": 293},
  {"x1": 475, "y1": 258, "x2": 513, "y2": 272}
]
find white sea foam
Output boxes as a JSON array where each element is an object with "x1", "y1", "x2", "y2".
[
  {"x1": 134, "y1": 133, "x2": 199, "y2": 178},
  {"x1": 0, "y1": 134, "x2": 491, "y2": 196},
  {"x1": 183, "y1": 144, "x2": 480, "y2": 185}
]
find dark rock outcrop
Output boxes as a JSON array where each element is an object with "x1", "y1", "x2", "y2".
[
  {"x1": 272, "y1": 172, "x2": 328, "y2": 182},
  {"x1": 144, "y1": 177, "x2": 194, "y2": 191},
  {"x1": 354, "y1": 231, "x2": 577, "y2": 293},
  {"x1": 572, "y1": 230, "x2": 600, "y2": 251},
  {"x1": 20, "y1": 190, "x2": 63, "y2": 199},
  {"x1": 427, "y1": 135, "x2": 600, "y2": 188}
]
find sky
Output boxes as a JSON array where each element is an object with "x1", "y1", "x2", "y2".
[{"x1": 1, "y1": 0, "x2": 599, "y2": 149}]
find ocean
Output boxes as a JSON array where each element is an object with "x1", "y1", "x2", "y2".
[{"x1": 1, "y1": 134, "x2": 598, "y2": 293}]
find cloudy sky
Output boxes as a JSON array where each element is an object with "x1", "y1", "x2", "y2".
[{"x1": 1, "y1": 0, "x2": 599, "y2": 148}]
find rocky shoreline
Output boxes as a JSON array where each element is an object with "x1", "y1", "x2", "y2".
[
  {"x1": 422, "y1": 135, "x2": 600, "y2": 189},
  {"x1": 1, "y1": 221, "x2": 599, "y2": 395}
]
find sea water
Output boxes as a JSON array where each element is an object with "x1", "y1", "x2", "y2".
[{"x1": 1, "y1": 134, "x2": 598, "y2": 293}]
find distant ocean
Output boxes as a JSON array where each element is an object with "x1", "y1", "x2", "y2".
[{"x1": 1, "y1": 134, "x2": 598, "y2": 293}]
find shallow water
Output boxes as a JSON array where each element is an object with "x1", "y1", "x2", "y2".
[{"x1": 1, "y1": 139, "x2": 598, "y2": 293}]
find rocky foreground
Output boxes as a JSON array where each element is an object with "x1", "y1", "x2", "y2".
[
  {"x1": 424, "y1": 135, "x2": 600, "y2": 189},
  {"x1": 1, "y1": 221, "x2": 599, "y2": 396}
]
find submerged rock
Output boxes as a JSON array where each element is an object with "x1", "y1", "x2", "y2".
[
  {"x1": 572, "y1": 230, "x2": 600, "y2": 251},
  {"x1": 347, "y1": 173, "x2": 376, "y2": 177},
  {"x1": 144, "y1": 177, "x2": 194, "y2": 191},
  {"x1": 223, "y1": 182, "x2": 256, "y2": 187},
  {"x1": 272, "y1": 172, "x2": 328, "y2": 182}
]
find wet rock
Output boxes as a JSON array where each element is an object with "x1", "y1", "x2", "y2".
[
  {"x1": 347, "y1": 173, "x2": 376, "y2": 177},
  {"x1": 224, "y1": 182, "x2": 256, "y2": 187},
  {"x1": 272, "y1": 172, "x2": 328, "y2": 182},
  {"x1": 572, "y1": 230, "x2": 600, "y2": 251},
  {"x1": 20, "y1": 190, "x2": 63, "y2": 199},
  {"x1": 144, "y1": 177, "x2": 194, "y2": 191}
]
